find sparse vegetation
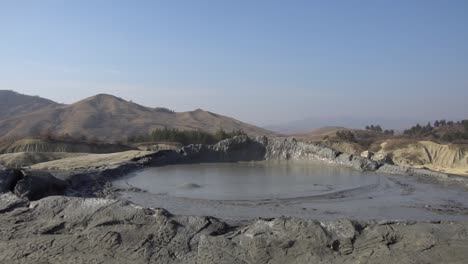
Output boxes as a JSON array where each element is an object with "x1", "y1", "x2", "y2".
[
  {"x1": 365, "y1": 124, "x2": 394, "y2": 135},
  {"x1": 403, "y1": 122, "x2": 434, "y2": 136},
  {"x1": 330, "y1": 120, "x2": 468, "y2": 153},
  {"x1": 128, "y1": 127, "x2": 246, "y2": 145},
  {"x1": 404, "y1": 120, "x2": 468, "y2": 142},
  {"x1": 365, "y1": 124, "x2": 383, "y2": 132},
  {"x1": 335, "y1": 130, "x2": 356, "y2": 142}
]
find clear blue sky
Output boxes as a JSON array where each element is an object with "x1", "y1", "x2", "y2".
[{"x1": 0, "y1": 0, "x2": 467, "y2": 126}]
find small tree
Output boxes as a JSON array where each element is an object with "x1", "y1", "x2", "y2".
[{"x1": 365, "y1": 124, "x2": 383, "y2": 133}]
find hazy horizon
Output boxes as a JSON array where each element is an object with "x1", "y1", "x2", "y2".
[{"x1": 1, "y1": 0, "x2": 467, "y2": 127}]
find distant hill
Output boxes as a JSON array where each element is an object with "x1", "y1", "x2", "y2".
[
  {"x1": 0, "y1": 90, "x2": 60, "y2": 121},
  {"x1": 265, "y1": 116, "x2": 434, "y2": 133},
  {"x1": 0, "y1": 91, "x2": 275, "y2": 142}
]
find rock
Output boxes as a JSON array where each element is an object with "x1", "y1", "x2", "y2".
[
  {"x1": 351, "y1": 155, "x2": 380, "y2": 171},
  {"x1": 321, "y1": 219, "x2": 358, "y2": 240},
  {"x1": 361, "y1": 150, "x2": 375, "y2": 159},
  {"x1": 14, "y1": 170, "x2": 68, "y2": 200},
  {"x1": 336, "y1": 153, "x2": 380, "y2": 171},
  {"x1": 0, "y1": 192, "x2": 28, "y2": 213},
  {"x1": 321, "y1": 219, "x2": 358, "y2": 255},
  {"x1": 212, "y1": 135, "x2": 266, "y2": 161},
  {"x1": 372, "y1": 152, "x2": 393, "y2": 164},
  {"x1": 377, "y1": 164, "x2": 411, "y2": 175},
  {"x1": 0, "y1": 168, "x2": 21, "y2": 193},
  {"x1": 261, "y1": 138, "x2": 339, "y2": 161}
]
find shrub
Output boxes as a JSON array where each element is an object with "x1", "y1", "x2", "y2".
[{"x1": 335, "y1": 130, "x2": 356, "y2": 142}]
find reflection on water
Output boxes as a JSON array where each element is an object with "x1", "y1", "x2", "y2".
[{"x1": 118, "y1": 161, "x2": 380, "y2": 200}]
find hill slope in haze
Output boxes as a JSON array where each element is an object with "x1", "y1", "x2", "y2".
[
  {"x1": 0, "y1": 90, "x2": 60, "y2": 121},
  {"x1": 0, "y1": 91, "x2": 274, "y2": 141}
]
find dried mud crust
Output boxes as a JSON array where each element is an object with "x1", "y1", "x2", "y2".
[{"x1": 1, "y1": 195, "x2": 468, "y2": 264}]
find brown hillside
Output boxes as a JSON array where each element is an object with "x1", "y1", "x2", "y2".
[
  {"x1": 0, "y1": 90, "x2": 60, "y2": 121},
  {"x1": 0, "y1": 91, "x2": 275, "y2": 141}
]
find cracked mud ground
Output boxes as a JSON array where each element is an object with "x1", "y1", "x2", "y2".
[{"x1": 1, "y1": 193, "x2": 468, "y2": 264}]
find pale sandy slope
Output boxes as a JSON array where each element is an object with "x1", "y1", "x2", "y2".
[
  {"x1": 0, "y1": 138, "x2": 134, "y2": 154},
  {"x1": 378, "y1": 140, "x2": 468, "y2": 176},
  {"x1": 0, "y1": 152, "x2": 87, "y2": 168},
  {"x1": 31, "y1": 150, "x2": 153, "y2": 170}
]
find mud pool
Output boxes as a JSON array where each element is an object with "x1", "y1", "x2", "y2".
[{"x1": 114, "y1": 161, "x2": 468, "y2": 221}]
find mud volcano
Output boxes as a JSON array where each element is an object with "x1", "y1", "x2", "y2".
[
  {"x1": 116, "y1": 162, "x2": 378, "y2": 200},
  {"x1": 115, "y1": 160, "x2": 468, "y2": 221},
  {"x1": 3, "y1": 136, "x2": 468, "y2": 263}
]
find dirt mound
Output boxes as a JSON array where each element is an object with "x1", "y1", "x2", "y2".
[
  {"x1": 378, "y1": 140, "x2": 468, "y2": 175},
  {"x1": 0, "y1": 152, "x2": 87, "y2": 168}
]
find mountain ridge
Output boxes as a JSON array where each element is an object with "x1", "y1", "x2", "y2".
[{"x1": 0, "y1": 90, "x2": 275, "y2": 142}]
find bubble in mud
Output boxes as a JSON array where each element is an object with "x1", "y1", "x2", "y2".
[{"x1": 177, "y1": 183, "x2": 202, "y2": 189}]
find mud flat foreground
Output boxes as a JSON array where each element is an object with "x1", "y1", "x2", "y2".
[
  {"x1": 1, "y1": 194, "x2": 468, "y2": 264},
  {"x1": 1, "y1": 136, "x2": 468, "y2": 263}
]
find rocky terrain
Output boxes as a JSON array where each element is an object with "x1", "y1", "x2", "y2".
[
  {"x1": 1, "y1": 194, "x2": 467, "y2": 264},
  {"x1": 2, "y1": 136, "x2": 468, "y2": 263},
  {"x1": 5, "y1": 136, "x2": 465, "y2": 194},
  {"x1": 290, "y1": 125, "x2": 468, "y2": 176}
]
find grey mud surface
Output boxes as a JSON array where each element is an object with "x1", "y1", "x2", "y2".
[
  {"x1": 114, "y1": 162, "x2": 468, "y2": 223},
  {"x1": 1, "y1": 194, "x2": 468, "y2": 264},
  {"x1": 3, "y1": 136, "x2": 468, "y2": 263}
]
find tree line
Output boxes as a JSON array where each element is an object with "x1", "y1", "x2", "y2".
[
  {"x1": 128, "y1": 127, "x2": 246, "y2": 145},
  {"x1": 365, "y1": 125, "x2": 394, "y2": 135},
  {"x1": 403, "y1": 120, "x2": 468, "y2": 141}
]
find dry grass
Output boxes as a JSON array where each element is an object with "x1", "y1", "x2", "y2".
[{"x1": 378, "y1": 137, "x2": 419, "y2": 152}]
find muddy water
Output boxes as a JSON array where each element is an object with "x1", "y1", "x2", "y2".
[
  {"x1": 117, "y1": 162, "x2": 379, "y2": 200},
  {"x1": 114, "y1": 161, "x2": 468, "y2": 221}
]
